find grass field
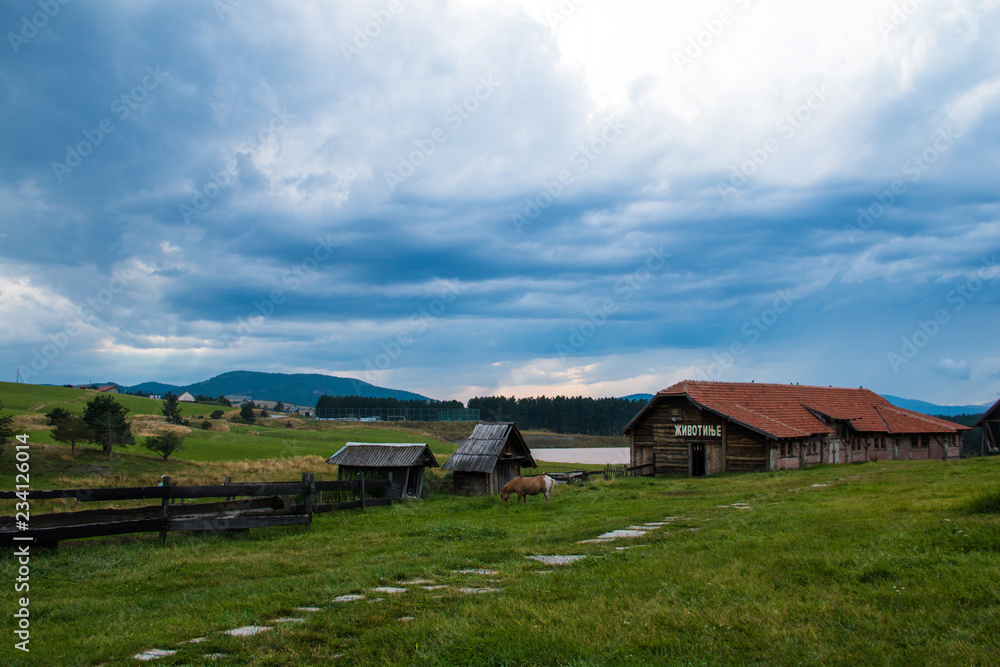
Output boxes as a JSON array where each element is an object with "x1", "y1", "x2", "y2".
[
  {"x1": 1, "y1": 449, "x2": 998, "y2": 665},
  {"x1": 3, "y1": 382, "x2": 999, "y2": 664}
]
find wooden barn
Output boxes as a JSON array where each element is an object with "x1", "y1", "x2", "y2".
[
  {"x1": 441, "y1": 422, "x2": 536, "y2": 495},
  {"x1": 622, "y1": 381, "x2": 970, "y2": 477},
  {"x1": 326, "y1": 442, "x2": 438, "y2": 500},
  {"x1": 976, "y1": 398, "x2": 1000, "y2": 455}
]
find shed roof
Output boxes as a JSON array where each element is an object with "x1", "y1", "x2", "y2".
[
  {"x1": 622, "y1": 381, "x2": 970, "y2": 440},
  {"x1": 975, "y1": 398, "x2": 1000, "y2": 427},
  {"x1": 326, "y1": 442, "x2": 439, "y2": 468},
  {"x1": 442, "y1": 422, "x2": 535, "y2": 473}
]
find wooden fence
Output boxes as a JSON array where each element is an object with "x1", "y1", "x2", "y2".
[
  {"x1": 0, "y1": 473, "x2": 390, "y2": 547},
  {"x1": 603, "y1": 463, "x2": 655, "y2": 480}
]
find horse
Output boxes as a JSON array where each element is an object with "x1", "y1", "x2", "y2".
[{"x1": 500, "y1": 475, "x2": 554, "y2": 503}]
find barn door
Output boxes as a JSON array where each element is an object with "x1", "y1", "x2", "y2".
[{"x1": 691, "y1": 443, "x2": 706, "y2": 477}]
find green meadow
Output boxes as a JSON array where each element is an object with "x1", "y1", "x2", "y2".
[{"x1": 1, "y1": 383, "x2": 999, "y2": 665}]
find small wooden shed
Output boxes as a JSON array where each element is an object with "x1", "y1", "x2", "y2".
[
  {"x1": 442, "y1": 422, "x2": 536, "y2": 495},
  {"x1": 976, "y1": 399, "x2": 1000, "y2": 455},
  {"x1": 326, "y1": 442, "x2": 438, "y2": 501}
]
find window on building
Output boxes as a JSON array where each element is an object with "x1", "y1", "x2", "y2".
[
  {"x1": 670, "y1": 406, "x2": 681, "y2": 420},
  {"x1": 917, "y1": 434, "x2": 929, "y2": 448}
]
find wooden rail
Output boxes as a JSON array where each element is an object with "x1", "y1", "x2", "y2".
[
  {"x1": 603, "y1": 463, "x2": 655, "y2": 480},
  {"x1": 0, "y1": 473, "x2": 390, "y2": 547}
]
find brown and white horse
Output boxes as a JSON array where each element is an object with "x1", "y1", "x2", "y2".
[{"x1": 500, "y1": 475, "x2": 554, "y2": 503}]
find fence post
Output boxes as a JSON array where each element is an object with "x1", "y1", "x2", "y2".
[
  {"x1": 360, "y1": 472, "x2": 365, "y2": 512},
  {"x1": 224, "y1": 475, "x2": 231, "y2": 502},
  {"x1": 303, "y1": 472, "x2": 314, "y2": 527},
  {"x1": 159, "y1": 476, "x2": 171, "y2": 544}
]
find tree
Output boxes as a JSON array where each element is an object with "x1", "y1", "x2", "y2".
[
  {"x1": 143, "y1": 432, "x2": 185, "y2": 461},
  {"x1": 259, "y1": 406, "x2": 270, "y2": 419},
  {"x1": 210, "y1": 409, "x2": 224, "y2": 419},
  {"x1": 200, "y1": 420, "x2": 212, "y2": 430},
  {"x1": 239, "y1": 402, "x2": 257, "y2": 424},
  {"x1": 82, "y1": 395, "x2": 135, "y2": 459},
  {"x1": 51, "y1": 415, "x2": 91, "y2": 458},
  {"x1": 45, "y1": 407, "x2": 72, "y2": 426},
  {"x1": 274, "y1": 401, "x2": 285, "y2": 413},
  {"x1": 162, "y1": 392, "x2": 184, "y2": 425},
  {"x1": 0, "y1": 400, "x2": 15, "y2": 454},
  {"x1": 218, "y1": 395, "x2": 233, "y2": 407}
]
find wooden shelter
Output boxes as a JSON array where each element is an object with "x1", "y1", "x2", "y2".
[
  {"x1": 326, "y1": 442, "x2": 438, "y2": 500},
  {"x1": 622, "y1": 381, "x2": 970, "y2": 477},
  {"x1": 975, "y1": 398, "x2": 1000, "y2": 455},
  {"x1": 442, "y1": 422, "x2": 535, "y2": 495}
]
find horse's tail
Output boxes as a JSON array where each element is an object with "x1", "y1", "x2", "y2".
[{"x1": 543, "y1": 475, "x2": 554, "y2": 502}]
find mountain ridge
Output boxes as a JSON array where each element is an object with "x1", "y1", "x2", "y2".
[{"x1": 127, "y1": 370, "x2": 433, "y2": 407}]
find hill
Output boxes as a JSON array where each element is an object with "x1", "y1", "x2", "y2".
[
  {"x1": 128, "y1": 370, "x2": 433, "y2": 407},
  {"x1": 882, "y1": 394, "x2": 991, "y2": 417}
]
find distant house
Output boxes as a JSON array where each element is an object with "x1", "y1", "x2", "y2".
[
  {"x1": 975, "y1": 398, "x2": 1000, "y2": 455},
  {"x1": 177, "y1": 392, "x2": 196, "y2": 402},
  {"x1": 622, "y1": 381, "x2": 971, "y2": 477},
  {"x1": 96, "y1": 385, "x2": 120, "y2": 394},
  {"x1": 326, "y1": 442, "x2": 439, "y2": 500},
  {"x1": 442, "y1": 422, "x2": 536, "y2": 495}
]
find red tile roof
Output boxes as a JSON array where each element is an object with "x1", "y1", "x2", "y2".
[{"x1": 623, "y1": 381, "x2": 970, "y2": 439}]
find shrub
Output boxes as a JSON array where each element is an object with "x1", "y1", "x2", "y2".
[
  {"x1": 201, "y1": 420, "x2": 212, "y2": 430},
  {"x1": 210, "y1": 410, "x2": 225, "y2": 419}
]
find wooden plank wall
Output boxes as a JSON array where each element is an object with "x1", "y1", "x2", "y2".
[
  {"x1": 724, "y1": 421, "x2": 767, "y2": 472},
  {"x1": 631, "y1": 398, "x2": 768, "y2": 475}
]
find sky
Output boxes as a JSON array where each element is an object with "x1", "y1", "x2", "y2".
[{"x1": 1, "y1": 0, "x2": 999, "y2": 406}]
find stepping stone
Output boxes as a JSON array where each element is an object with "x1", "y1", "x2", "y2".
[
  {"x1": 811, "y1": 483, "x2": 828, "y2": 487},
  {"x1": 399, "y1": 616, "x2": 416, "y2": 622},
  {"x1": 134, "y1": 649, "x2": 176, "y2": 661},
  {"x1": 181, "y1": 637, "x2": 207, "y2": 644},
  {"x1": 333, "y1": 594, "x2": 365, "y2": 603},
  {"x1": 527, "y1": 555, "x2": 586, "y2": 565},
  {"x1": 205, "y1": 655, "x2": 227, "y2": 661},
  {"x1": 225, "y1": 626, "x2": 271, "y2": 637},
  {"x1": 644, "y1": 522, "x2": 669, "y2": 526},
  {"x1": 627, "y1": 525, "x2": 659, "y2": 531},
  {"x1": 454, "y1": 568, "x2": 498, "y2": 575},
  {"x1": 615, "y1": 544, "x2": 648, "y2": 550},
  {"x1": 371, "y1": 586, "x2": 406, "y2": 594},
  {"x1": 577, "y1": 537, "x2": 614, "y2": 543},
  {"x1": 294, "y1": 607, "x2": 321, "y2": 612},
  {"x1": 456, "y1": 587, "x2": 500, "y2": 594},
  {"x1": 422, "y1": 585, "x2": 447, "y2": 590},
  {"x1": 597, "y1": 529, "x2": 648, "y2": 539},
  {"x1": 399, "y1": 578, "x2": 435, "y2": 585},
  {"x1": 271, "y1": 617, "x2": 305, "y2": 623}
]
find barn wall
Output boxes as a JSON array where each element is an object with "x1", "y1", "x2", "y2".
[
  {"x1": 724, "y1": 421, "x2": 768, "y2": 472},
  {"x1": 453, "y1": 472, "x2": 488, "y2": 496}
]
